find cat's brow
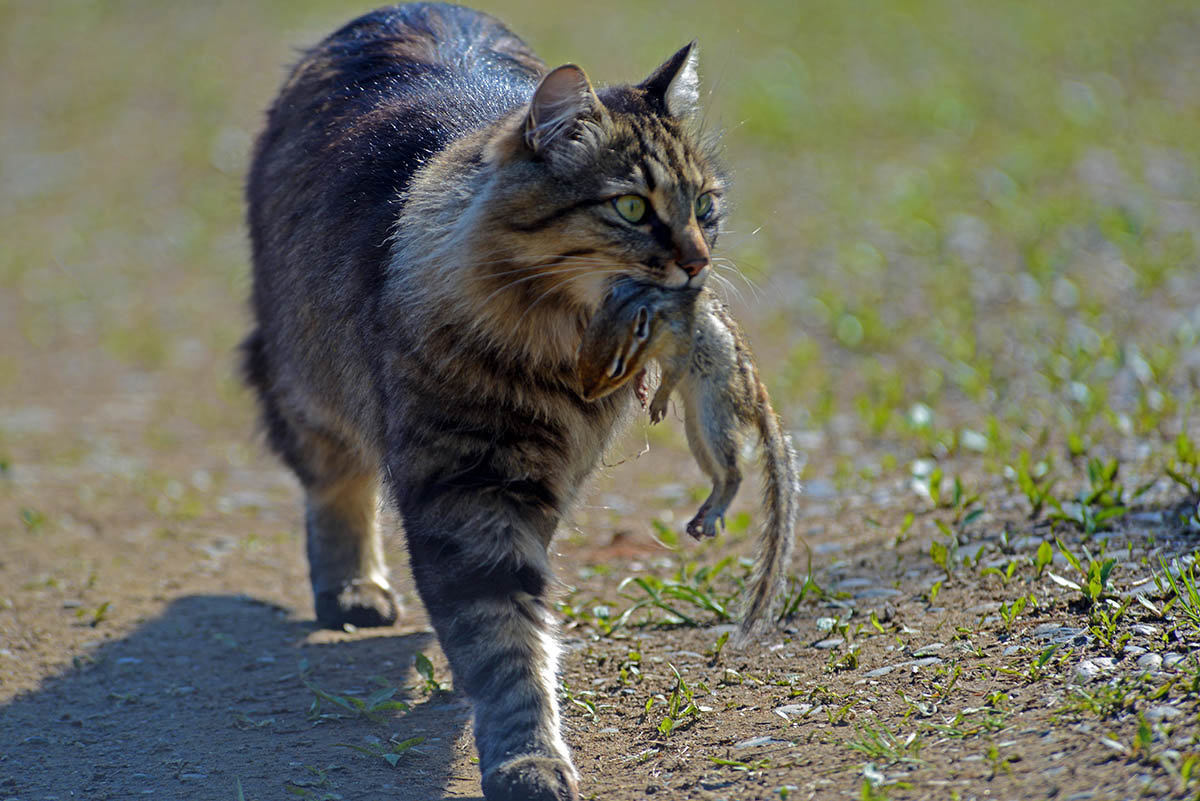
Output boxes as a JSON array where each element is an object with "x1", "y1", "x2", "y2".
[{"x1": 507, "y1": 197, "x2": 603, "y2": 233}]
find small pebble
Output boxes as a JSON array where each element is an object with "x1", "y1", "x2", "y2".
[
  {"x1": 907, "y1": 657, "x2": 943, "y2": 669},
  {"x1": 912, "y1": 643, "x2": 945, "y2": 657},
  {"x1": 1145, "y1": 704, "x2": 1182, "y2": 723},
  {"x1": 832, "y1": 577, "x2": 873, "y2": 590},
  {"x1": 1074, "y1": 658, "x2": 1116, "y2": 683},
  {"x1": 1163, "y1": 653, "x2": 1188, "y2": 669},
  {"x1": 813, "y1": 637, "x2": 844, "y2": 649},
  {"x1": 1131, "y1": 624, "x2": 1159, "y2": 637},
  {"x1": 1136, "y1": 653, "x2": 1163, "y2": 672},
  {"x1": 668, "y1": 650, "x2": 705, "y2": 660},
  {"x1": 1123, "y1": 644, "x2": 1147, "y2": 657},
  {"x1": 734, "y1": 736, "x2": 788, "y2": 749},
  {"x1": 1099, "y1": 737, "x2": 1129, "y2": 754},
  {"x1": 855, "y1": 587, "x2": 901, "y2": 599},
  {"x1": 1032, "y1": 625, "x2": 1090, "y2": 645},
  {"x1": 774, "y1": 703, "x2": 812, "y2": 719},
  {"x1": 864, "y1": 665, "x2": 896, "y2": 678}
]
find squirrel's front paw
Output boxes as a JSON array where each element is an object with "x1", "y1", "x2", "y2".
[{"x1": 648, "y1": 390, "x2": 670, "y2": 424}]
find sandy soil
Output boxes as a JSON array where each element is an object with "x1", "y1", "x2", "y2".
[{"x1": 1, "y1": 337, "x2": 1197, "y2": 800}]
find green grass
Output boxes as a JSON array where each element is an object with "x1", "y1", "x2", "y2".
[
  {"x1": 559, "y1": 556, "x2": 743, "y2": 634},
  {"x1": 298, "y1": 661, "x2": 410, "y2": 724},
  {"x1": 845, "y1": 720, "x2": 924, "y2": 766}
]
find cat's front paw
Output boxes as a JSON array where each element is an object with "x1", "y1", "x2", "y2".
[
  {"x1": 482, "y1": 755, "x2": 579, "y2": 801},
  {"x1": 314, "y1": 580, "x2": 400, "y2": 629}
]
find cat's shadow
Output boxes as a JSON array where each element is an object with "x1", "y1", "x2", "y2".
[{"x1": 0, "y1": 594, "x2": 477, "y2": 800}]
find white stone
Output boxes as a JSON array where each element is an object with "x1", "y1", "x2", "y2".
[
  {"x1": 1136, "y1": 653, "x2": 1163, "y2": 672},
  {"x1": 1074, "y1": 657, "x2": 1116, "y2": 682}
]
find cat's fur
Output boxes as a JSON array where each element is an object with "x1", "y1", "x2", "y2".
[
  {"x1": 576, "y1": 281, "x2": 799, "y2": 644},
  {"x1": 243, "y1": 4, "x2": 725, "y2": 800}
]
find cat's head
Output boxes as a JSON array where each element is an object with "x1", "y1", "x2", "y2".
[{"x1": 479, "y1": 43, "x2": 727, "y2": 311}]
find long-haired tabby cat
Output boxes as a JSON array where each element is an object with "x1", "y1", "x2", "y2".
[{"x1": 244, "y1": 4, "x2": 728, "y2": 799}]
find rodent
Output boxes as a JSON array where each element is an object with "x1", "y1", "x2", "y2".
[{"x1": 578, "y1": 280, "x2": 799, "y2": 642}]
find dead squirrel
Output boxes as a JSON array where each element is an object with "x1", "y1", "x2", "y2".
[{"x1": 577, "y1": 281, "x2": 799, "y2": 642}]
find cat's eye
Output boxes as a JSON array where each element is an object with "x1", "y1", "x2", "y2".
[
  {"x1": 694, "y1": 192, "x2": 715, "y2": 220},
  {"x1": 613, "y1": 194, "x2": 649, "y2": 224}
]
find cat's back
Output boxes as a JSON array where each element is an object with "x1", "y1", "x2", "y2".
[
  {"x1": 271, "y1": 3, "x2": 543, "y2": 149},
  {"x1": 247, "y1": 3, "x2": 545, "y2": 295},
  {"x1": 245, "y1": 4, "x2": 550, "y2": 458}
]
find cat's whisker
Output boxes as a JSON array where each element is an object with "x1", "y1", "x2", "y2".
[
  {"x1": 474, "y1": 262, "x2": 628, "y2": 309},
  {"x1": 712, "y1": 257, "x2": 763, "y2": 296},
  {"x1": 513, "y1": 269, "x2": 626, "y2": 329},
  {"x1": 715, "y1": 266, "x2": 763, "y2": 303},
  {"x1": 708, "y1": 271, "x2": 749, "y2": 306},
  {"x1": 466, "y1": 255, "x2": 621, "y2": 282}
]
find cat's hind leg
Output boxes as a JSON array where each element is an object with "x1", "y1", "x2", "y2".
[
  {"x1": 304, "y1": 468, "x2": 398, "y2": 628},
  {"x1": 242, "y1": 333, "x2": 398, "y2": 628}
]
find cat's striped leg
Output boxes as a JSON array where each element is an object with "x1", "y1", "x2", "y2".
[{"x1": 405, "y1": 516, "x2": 578, "y2": 801}]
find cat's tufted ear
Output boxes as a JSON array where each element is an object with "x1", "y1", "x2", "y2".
[
  {"x1": 639, "y1": 42, "x2": 700, "y2": 118},
  {"x1": 524, "y1": 64, "x2": 603, "y2": 153}
]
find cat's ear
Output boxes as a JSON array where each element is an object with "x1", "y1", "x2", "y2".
[
  {"x1": 639, "y1": 42, "x2": 700, "y2": 118},
  {"x1": 525, "y1": 64, "x2": 602, "y2": 153}
]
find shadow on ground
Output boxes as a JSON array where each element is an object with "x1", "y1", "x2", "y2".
[{"x1": 0, "y1": 594, "x2": 476, "y2": 801}]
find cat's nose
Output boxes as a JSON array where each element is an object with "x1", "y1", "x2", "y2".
[{"x1": 675, "y1": 224, "x2": 709, "y2": 277}]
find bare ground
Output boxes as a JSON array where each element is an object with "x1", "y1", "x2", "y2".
[{"x1": 1, "y1": 335, "x2": 1198, "y2": 800}]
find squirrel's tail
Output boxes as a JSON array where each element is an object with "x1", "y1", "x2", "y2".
[{"x1": 734, "y1": 382, "x2": 801, "y2": 647}]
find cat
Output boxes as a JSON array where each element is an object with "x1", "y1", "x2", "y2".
[
  {"x1": 243, "y1": 4, "x2": 726, "y2": 800},
  {"x1": 576, "y1": 280, "x2": 799, "y2": 644}
]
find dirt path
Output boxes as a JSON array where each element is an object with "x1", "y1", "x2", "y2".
[{"x1": 3, "y1": 380, "x2": 1199, "y2": 801}]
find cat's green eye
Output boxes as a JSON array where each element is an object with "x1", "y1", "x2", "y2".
[
  {"x1": 613, "y1": 195, "x2": 648, "y2": 224},
  {"x1": 694, "y1": 192, "x2": 715, "y2": 220}
]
